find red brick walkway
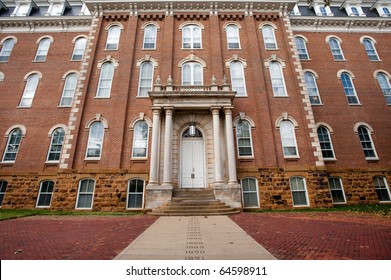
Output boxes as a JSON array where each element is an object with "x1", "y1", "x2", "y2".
[
  {"x1": 0, "y1": 215, "x2": 158, "y2": 260},
  {"x1": 230, "y1": 212, "x2": 391, "y2": 260}
]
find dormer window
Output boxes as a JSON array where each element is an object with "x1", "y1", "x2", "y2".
[
  {"x1": 341, "y1": 1, "x2": 366, "y2": 17},
  {"x1": 46, "y1": 0, "x2": 70, "y2": 16},
  {"x1": 11, "y1": 0, "x2": 37, "y2": 17},
  {"x1": 310, "y1": 1, "x2": 334, "y2": 16},
  {"x1": 371, "y1": 1, "x2": 391, "y2": 17},
  {"x1": 291, "y1": 5, "x2": 301, "y2": 16}
]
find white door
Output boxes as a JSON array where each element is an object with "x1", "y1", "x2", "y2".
[{"x1": 181, "y1": 128, "x2": 205, "y2": 188}]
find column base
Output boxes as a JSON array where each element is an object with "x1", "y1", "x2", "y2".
[
  {"x1": 145, "y1": 184, "x2": 174, "y2": 210},
  {"x1": 214, "y1": 183, "x2": 242, "y2": 209}
]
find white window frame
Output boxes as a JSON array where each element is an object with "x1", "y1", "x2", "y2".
[
  {"x1": 340, "y1": 72, "x2": 360, "y2": 105},
  {"x1": 269, "y1": 61, "x2": 287, "y2": 97},
  {"x1": 362, "y1": 38, "x2": 380, "y2": 61},
  {"x1": 71, "y1": 37, "x2": 87, "y2": 61},
  {"x1": 105, "y1": 25, "x2": 121, "y2": 50},
  {"x1": 295, "y1": 36, "x2": 309, "y2": 60},
  {"x1": 34, "y1": 38, "x2": 51, "y2": 62},
  {"x1": 304, "y1": 71, "x2": 322, "y2": 105},
  {"x1": 279, "y1": 120, "x2": 299, "y2": 158},
  {"x1": 182, "y1": 24, "x2": 202, "y2": 49},
  {"x1": 132, "y1": 121, "x2": 149, "y2": 159},
  {"x1": 377, "y1": 72, "x2": 391, "y2": 105},
  {"x1": 0, "y1": 38, "x2": 15, "y2": 62},
  {"x1": 126, "y1": 179, "x2": 145, "y2": 209},
  {"x1": 226, "y1": 24, "x2": 241, "y2": 49},
  {"x1": 289, "y1": 177, "x2": 310, "y2": 207},
  {"x1": 2, "y1": 128, "x2": 23, "y2": 162},
  {"x1": 357, "y1": 125, "x2": 378, "y2": 160},
  {"x1": 262, "y1": 25, "x2": 277, "y2": 49},
  {"x1": 46, "y1": 127, "x2": 65, "y2": 162},
  {"x1": 75, "y1": 179, "x2": 95, "y2": 209},
  {"x1": 182, "y1": 62, "x2": 203, "y2": 85},
  {"x1": 373, "y1": 176, "x2": 391, "y2": 202},
  {"x1": 36, "y1": 180, "x2": 55, "y2": 208},
  {"x1": 317, "y1": 126, "x2": 335, "y2": 160},
  {"x1": 143, "y1": 25, "x2": 157, "y2": 49},
  {"x1": 0, "y1": 180, "x2": 7, "y2": 207},
  {"x1": 230, "y1": 61, "x2": 247, "y2": 97},
  {"x1": 328, "y1": 177, "x2": 346, "y2": 204},
  {"x1": 96, "y1": 62, "x2": 114, "y2": 98},
  {"x1": 241, "y1": 177, "x2": 260, "y2": 208},
  {"x1": 137, "y1": 61, "x2": 154, "y2": 97},
  {"x1": 328, "y1": 38, "x2": 345, "y2": 61},
  {"x1": 19, "y1": 73, "x2": 39, "y2": 107},
  {"x1": 85, "y1": 122, "x2": 105, "y2": 160},
  {"x1": 59, "y1": 73, "x2": 77, "y2": 107},
  {"x1": 235, "y1": 120, "x2": 254, "y2": 158}
]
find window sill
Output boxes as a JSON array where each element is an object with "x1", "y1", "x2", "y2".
[
  {"x1": 265, "y1": 48, "x2": 279, "y2": 51},
  {"x1": 366, "y1": 157, "x2": 379, "y2": 162},
  {"x1": 324, "y1": 158, "x2": 337, "y2": 162},
  {"x1": 369, "y1": 59, "x2": 382, "y2": 62},
  {"x1": 0, "y1": 161, "x2": 15, "y2": 166},
  {"x1": 332, "y1": 202, "x2": 347, "y2": 205},
  {"x1": 292, "y1": 205, "x2": 310, "y2": 208},
  {"x1": 35, "y1": 206, "x2": 50, "y2": 209},
  {"x1": 75, "y1": 208, "x2": 93, "y2": 210},
  {"x1": 95, "y1": 96, "x2": 111, "y2": 99},
  {"x1": 235, "y1": 95, "x2": 248, "y2": 98},
  {"x1": 131, "y1": 158, "x2": 147, "y2": 162},
  {"x1": 284, "y1": 156, "x2": 300, "y2": 161},
  {"x1": 238, "y1": 157, "x2": 254, "y2": 162},
  {"x1": 45, "y1": 161, "x2": 59, "y2": 165},
  {"x1": 310, "y1": 103, "x2": 323, "y2": 106},
  {"x1": 84, "y1": 158, "x2": 101, "y2": 162},
  {"x1": 17, "y1": 106, "x2": 32, "y2": 109},
  {"x1": 348, "y1": 103, "x2": 362, "y2": 106},
  {"x1": 104, "y1": 48, "x2": 118, "y2": 51},
  {"x1": 142, "y1": 48, "x2": 156, "y2": 51},
  {"x1": 70, "y1": 59, "x2": 83, "y2": 62},
  {"x1": 57, "y1": 105, "x2": 72, "y2": 108},
  {"x1": 273, "y1": 95, "x2": 289, "y2": 98}
]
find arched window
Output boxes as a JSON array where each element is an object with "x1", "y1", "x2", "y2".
[
  {"x1": 383, "y1": 7, "x2": 391, "y2": 17},
  {"x1": 241, "y1": 178, "x2": 259, "y2": 208},
  {"x1": 60, "y1": 73, "x2": 77, "y2": 106},
  {"x1": 34, "y1": 38, "x2": 51, "y2": 62},
  {"x1": 357, "y1": 125, "x2": 377, "y2": 159},
  {"x1": 262, "y1": 25, "x2": 277, "y2": 49},
  {"x1": 47, "y1": 127, "x2": 65, "y2": 162},
  {"x1": 182, "y1": 62, "x2": 202, "y2": 85},
  {"x1": 86, "y1": 122, "x2": 104, "y2": 159},
  {"x1": 377, "y1": 72, "x2": 391, "y2": 105},
  {"x1": 138, "y1": 61, "x2": 154, "y2": 97},
  {"x1": 289, "y1": 177, "x2": 309, "y2": 206},
  {"x1": 182, "y1": 25, "x2": 202, "y2": 49},
  {"x1": 36, "y1": 180, "x2": 55, "y2": 208},
  {"x1": 328, "y1": 177, "x2": 346, "y2": 204},
  {"x1": 143, "y1": 25, "x2": 157, "y2": 49},
  {"x1": 295, "y1": 37, "x2": 309, "y2": 60},
  {"x1": 340, "y1": 72, "x2": 360, "y2": 105},
  {"x1": 2, "y1": 128, "x2": 23, "y2": 162},
  {"x1": 96, "y1": 62, "x2": 114, "y2": 98},
  {"x1": 328, "y1": 38, "x2": 345, "y2": 60},
  {"x1": 230, "y1": 61, "x2": 247, "y2": 96},
  {"x1": 363, "y1": 38, "x2": 379, "y2": 61},
  {"x1": 319, "y1": 6, "x2": 327, "y2": 16},
  {"x1": 76, "y1": 179, "x2": 95, "y2": 209},
  {"x1": 127, "y1": 179, "x2": 145, "y2": 209},
  {"x1": 226, "y1": 24, "x2": 240, "y2": 49},
  {"x1": 71, "y1": 37, "x2": 87, "y2": 60},
  {"x1": 304, "y1": 71, "x2": 321, "y2": 104},
  {"x1": 105, "y1": 25, "x2": 121, "y2": 50},
  {"x1": 0, "y1": 180, "x2": 7, "y2": 207},
  {"x1": 20, "y1": 73, "x2": 39, "y2": 107},
  {"x1": 236, "y1": 120, "x2": 253, "y2": 157},
  {"x1": 317, "y1": 126, "x2": 335, "y2": 159},
  {"x1": 373, "y1": 176, "x2": 391, "y2": 202},
  {"x1": 0, "y1": 38, "x2": 15, "y2": 62},
  {"x1": 351, "y1": 7, "x2": 359, "y2": 16},
  {"x1": 132, "y1": 121, "x2": 149, "y2": 158},
  {"x1": 279, "y1": 120, "x2": 298, "y2": 157},
  {"x1": 269, "y1": 61, "x2": 287, "y2": 96}
]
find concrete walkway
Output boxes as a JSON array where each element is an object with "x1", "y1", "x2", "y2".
[{"x1": 114, "y1": 216, "x2": 276, "y2": 260}]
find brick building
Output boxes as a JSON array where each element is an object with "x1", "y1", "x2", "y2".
[{"x1": 0, "y1": 0, "x2": 390, "y2": 213}]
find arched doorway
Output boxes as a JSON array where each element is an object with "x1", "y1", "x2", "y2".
[{"x1": 180, "y1": 126, "x2": 205, "y2": 188}]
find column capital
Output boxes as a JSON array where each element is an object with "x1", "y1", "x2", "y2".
[
  {"x1": 164, "y1": 107, "x2": 175, "y2": 115},
  {"x1": 151, "y1": 106, "x2": 162, "y2": 114},
  {"x1": 211, "y1": 106, "x2": 221, "y2": 115},
  {"x1": 224, "y1": 106, "x2": 234, "y2": 115}
]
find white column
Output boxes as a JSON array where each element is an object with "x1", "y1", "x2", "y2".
[
  {"x1": 224, "y1": 107, "x2": 238, "y2": 184},
  {"x1": 212, "y1": 107, "x2": 223, "y2": 184},
  {"x1": 162, "y1": 107, "x2": 174, "y2": 186},
  {"x1": 148, "y1": 108, "x2": 161, "y2": 185}
]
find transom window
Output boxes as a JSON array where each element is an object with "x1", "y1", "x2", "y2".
[
  {"x1": 182, "y1": 25, "x2": 202, "y2": 49},
  {"x1": 0, "y1": 180, "x2": 8, "y2": 207},
  {"x1": 20, "y1": 73, "x2": 39, "y2": 107},
  {"x1": 279, "y1": 120, "x2": 298, "y2": 157},
  {"x1": 304, "y1": 72, "x2": 321, "y2": 104},
  {"x1": 357, "y1": 125, "x2": 377, "y2": 159},
  {"x1": 2, "y1": 128, "x2": 22, "y2": 162},
  {"x1": 71, "y1": 37, "x2": 87, "y2": 61},
  {"x1": 34, "y1": 38, "x2": 51, "y2": 62},
  {"x1": 241, "y1": 178, "x2": 259, "y2": 208},
  {"x1": 383, "y1": 7, "x2": 391, "y2": 17},
  {"x1": 289, "y1": 177, "x2": 309, "y2": 207},
  {"x1": 76, "y1": 179, "x2": 95, "y2": 209},
  {"x1": 127, "y1": 179, "x2": 145, "y2": 209},
  {"x1": 60, "y1": 73, "x2": 77, "y2": 106},
  {"x1": 340, "y1": 72, "x2": 360, "y2": 105},
  {"x1": 377, "y1": 72, "x2": 391, "y2": 105},
  {"x1": 143, "y1": 25, "x2": 157, "y2": 49},
  {"x1": 351, "y1": 7, "x2": 360, "y2": 16},
  {"x1": 47, "y1": 127, "x2": 65, "y2": 162},
  {"x1": 317, "y1": 126, "x2": 335, "y2": 159},
  {"x1": 36, "y1": 180, "x2": 54, "y2": 208},
  {"x1": 132, "y1": 121, "x2": 149, "y2": 158},
  {"x1": 105, "y1": 25, "x2": 121, "y2": 50},
  {"x1": 86, "y1": 122, "x2": 104, "y2": 159},
  {"x1": 328, "y1": 38, "x2": 345, "y2": 61},
  {"x1": 328, "y1": 177, "x2": 346, "y2": 204},
  {"x1": 226, "y1": 24, "x2": 240, "y2": 49},
  {"x1": 0, "y1": 38, "x2": 15, "y2": 62},
  {"x1": 138, "y1": 61, "x2": 154, "y2": 97},
  {"x1": 235, "y1": 120, "x2": 253, "y2": 157},
  {"x1": 262, "y1": 25, "x2": 277, "y2": 49},
  {"x1": 373, "y1": 176, "x2": 391, "y2": 202},
  {"x1": 269, "y1": 61, "x2": 287, "y2": 96},
  {"x1": 230, "y1": 61, "x2": 247, "y2": 96},
  {"x1": 363, "y1": 39, "x2": 379, "y2": 61},
  {"x1": 182, "y1": 62, "x2": 203, "y2": 85},
  {"x1": 96, "y1": 62, "x2": 114, "y2": 98},
  {"x1": 295, "y1": 37, "x2": 309, "y2": 60}
]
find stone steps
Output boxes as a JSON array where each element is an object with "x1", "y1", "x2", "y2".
[{"x1": 149, "y1": 188, "x2": 240, "y2": 216}]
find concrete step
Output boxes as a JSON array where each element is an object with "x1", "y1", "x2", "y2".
[{"x1": 148, "y1": 210, "x2": 241, "y2": 216}]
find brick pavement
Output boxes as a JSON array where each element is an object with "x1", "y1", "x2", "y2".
[{"x1": 230, "y1": 212, "x2": 391, "y2": 260}]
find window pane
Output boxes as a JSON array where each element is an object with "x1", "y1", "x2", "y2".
[
  {"x1": 143, "y1": 25, "x2": 156, "y2": 49},
  {"x1": 35, "y1": 38, "x2": 50, "y2": 61},
  {"x1": 269, "y1": 62, "x2": 286, "y2": 96},
  {"x1": 0, "y1": 39, "x2": 15, "y2": 62},
  {"x1": 304, "y1": 72, "x2": 321, "y2": 104},
  {"x1": 358, "y1": 126, "x2": 376, "y2": 159},
  {"x1": 37, "y1": 181, "x2": 54, "y2": 207},
  {"x1": 106, "y1": 26, "x2": 121, "y2": 49},
  {"x1": 72, "y1": 38, "x2": 87, "y2": 60},
  {"x1": 280, "y1": 121, "x2": 297, "y2": 156},
  {"x1": 138, "y1": 62, "x2": 153, "y2": 97},
  {"x1": 86, "y1": 122, "x2": 104, "y2": 158},
  {"x1": 0, "y1": 180, "x2": 8, "y2": 206},
  {"x1": 3, "y1": 129, "x2": 22, "y2": 161},
  {"x1": 262, "y1": 26, "x2": 277, "y2": 49},
  {"x1": 77, "y1": 179, "x2": 95, "y2": 208},
  {"x1": 241, "y1": 178, "x2": 259, "y2": 208},
  {"x1": 226, "y1": 25, "x2": 240, "y2": 49},
  {"x1": 230, "y1": 61, "x2": 246, "y2": 96},
  {"x1": 236, "y1": 121, "x2": 253, "y2": 157},
  {"x1": 127, "y1": 179, "x2": 144, "y2": 208},
  {"x1": 132, "y1": 121, "x2": 148, "y2": 158}
]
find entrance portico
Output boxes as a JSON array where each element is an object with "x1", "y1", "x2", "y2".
[{"x1": 145, "y1": 80, "x2": 242, "y2": 209}]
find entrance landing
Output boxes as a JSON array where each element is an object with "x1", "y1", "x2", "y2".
[{"x1": 114, "y1": 216, "x2": 276, "y2": 260}]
